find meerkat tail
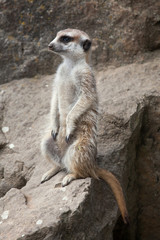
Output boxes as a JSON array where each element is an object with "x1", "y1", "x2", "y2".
[{"x1": 97, "y1": 168, "x2": 129, "y2": 224}]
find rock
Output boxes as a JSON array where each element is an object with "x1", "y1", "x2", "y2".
[
  {"x1": 0, "y1": 51, "x2": 160, "y2": 239},
  {"x1": 0, "y1": 0, "x2": 160, "y2": 83},
  {"x1": 135, "y1": 97, "x2": 160, "y2": 240},
  {"x1": 97, "y1": 56, "x2": 160, "y2": 240}
]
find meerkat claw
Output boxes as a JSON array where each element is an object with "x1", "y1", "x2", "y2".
[
  {"x1": 51, "y1": 130, "x2": 57, "y2": 140},
  {"x1": 65, "y1": 135, "x2": 70, "y2": 143},
  {"x1": 65, "y1": 134, "x2": 73, "y2": 143}
]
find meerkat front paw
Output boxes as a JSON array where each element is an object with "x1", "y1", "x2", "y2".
[{"x1": 66, "y1": 118, "x2": 76, "y2": 143}]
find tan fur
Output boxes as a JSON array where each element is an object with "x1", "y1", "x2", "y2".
[{"x1": 41, "y1": 29, "x2": 128, "y2": 224}]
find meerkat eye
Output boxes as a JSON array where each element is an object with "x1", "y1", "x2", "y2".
[{"x1": 59, "y1": 36, "x2": 73, "y2": 43}]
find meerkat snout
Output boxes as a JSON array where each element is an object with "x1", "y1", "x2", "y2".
[{"x1": 48, "y1": 43, "x2": 54, "y2": 50}]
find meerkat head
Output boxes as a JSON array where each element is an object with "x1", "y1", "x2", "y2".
[{"x1": 48, "y1": 29, "x2": 92, "y2": 62}]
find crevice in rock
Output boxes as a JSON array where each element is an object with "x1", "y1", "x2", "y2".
[
  {"x1": 113, "y1": 105, "x2": 144, "y2": 240},
  {"x1": 0, "y1": 165, "x2": 4, "y2": 179},
  {"x1": 135, "y1": 96, "x2": 160, "y2": 240},
  {"x1": 21, "y1": 41, "x2": 24, "y2": 56},
  {"x1": 0, "y1": 142, "x2": 7, "y2": 151},
  {"x1": 0, "y1": 95, "x2": 7, "y2": 151},
  {"x1": 154, "y1": 20, "x2": 160, "y2": 27},
  {"x1": 22, "y1": 192, "x2": 30, "y2": 206},
  {"x1": 113, "y1": 96, "x2": 160, "y2": 240},
  {"x1": 0, "y1": 174, "x2": 28, "y2": 199},
  {"x1": 16, "y1": 175, "x2": 28, "y2": 190},
  {"x1": 0, "y1": 161, "x2": 35, "y2": 199},
  {"x1": 145, "y1": 18, "x2": 160, "y2": 51},
  {"x1": 113, "y1": 215, "x2": 129, "y2": 240}
]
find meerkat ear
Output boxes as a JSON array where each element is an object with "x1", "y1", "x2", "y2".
[{"x1": 83, "y1": 39, "x2": 92, "y2": 52}]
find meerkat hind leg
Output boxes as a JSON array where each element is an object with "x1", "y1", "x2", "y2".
[
  {"x1": 62, "y1": 173, "x2": 77, "y2": 187},
  {"x1": 41, "y1": 165, "x2": 61, "y2": 183}
]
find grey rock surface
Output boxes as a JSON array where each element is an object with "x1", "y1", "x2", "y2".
[
  {"x1": 0, "y1": 51, "x2": 160, "y2": 239},
  {"x1": 0, "y1": 0, "x2": 160, "y2": 84}
]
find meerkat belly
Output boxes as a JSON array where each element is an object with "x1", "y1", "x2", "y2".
[
  {"x1": 58, "y1": 79, "x2": 77, "y2": 124},
  {"x1": 56, "y1": 76, "x2": 78, "y2": 153}
]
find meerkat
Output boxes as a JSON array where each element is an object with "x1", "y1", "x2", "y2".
[{"x1": 41, "y1": 29, "x2": 129, "y2": 223}]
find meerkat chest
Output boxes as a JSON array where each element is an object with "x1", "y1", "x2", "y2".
[{"x1": 57, "y1": 66, "x2": 79, "y2": 110}]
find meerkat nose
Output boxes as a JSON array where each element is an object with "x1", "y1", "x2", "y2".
[{"x1": 48, "y1": 43, "x2": 54, "y2": 50}]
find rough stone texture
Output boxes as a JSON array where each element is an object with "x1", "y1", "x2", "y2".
[
  {"x1": 135, "y1": 97, "x2": 160, "y2": 240},
  {"x1": 0, "y1": 51, "x2": 160, "y2": 239},
  {"x1": 96, "y1": 54, "x2": 160, "y2": 240},
  {"x1": 0, "y1": 0, "x2": 160, "y2": 84}
]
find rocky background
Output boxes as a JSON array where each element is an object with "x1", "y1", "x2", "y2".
[
  {"x1": 0, "y1": 0, "x2": 160, "y2": 239},
  {"x1": 0, "y1": 0, "x2": 160, "y2": 84}
]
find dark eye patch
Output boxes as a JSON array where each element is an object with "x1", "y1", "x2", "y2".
[
  {"x1": 59, "y1": 35, "x2": 73, "y2": 43},
  {"x1": 82, "y1": 39, "x2": 92, "y2": 52}
]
